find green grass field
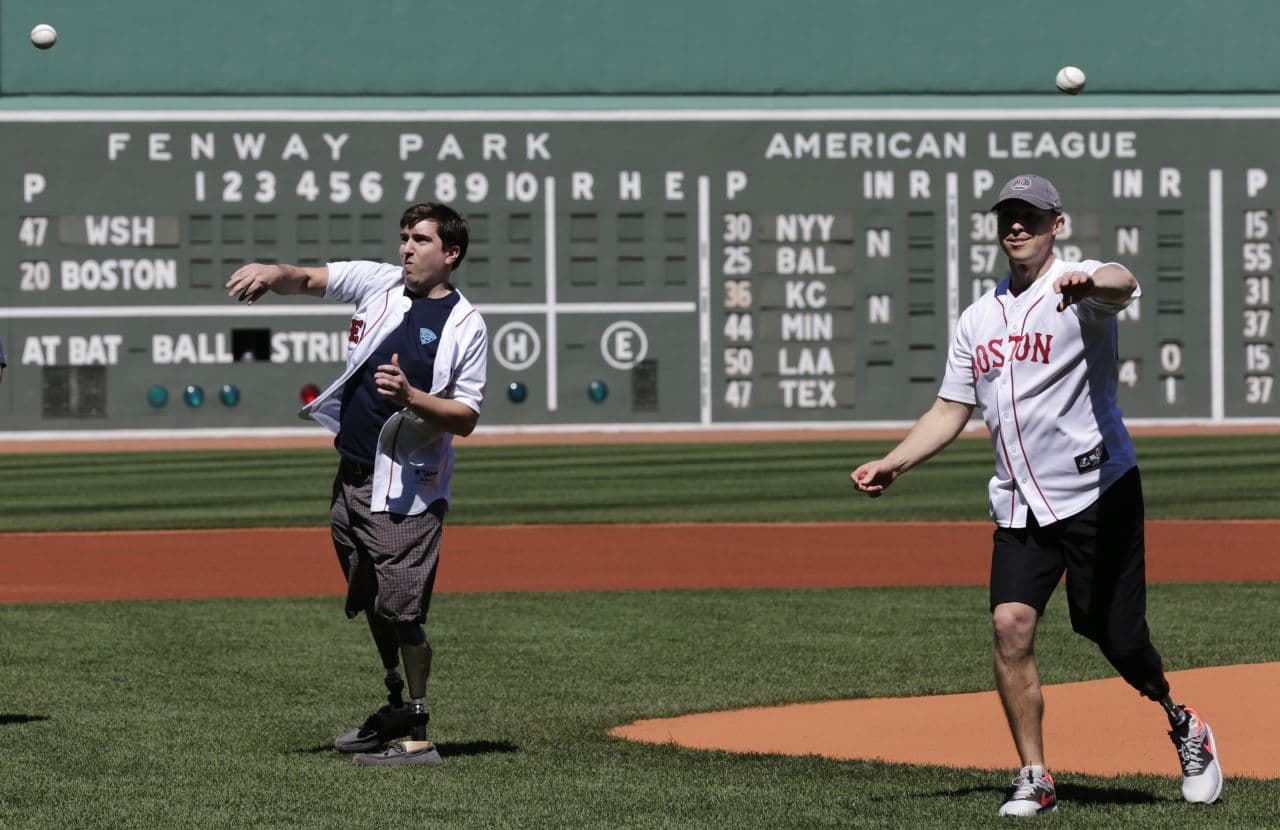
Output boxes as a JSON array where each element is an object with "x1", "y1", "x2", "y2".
[
  {"x1": 2, "y1": 434, "x2": 1280, "y2": 532},
  {"x1": 2, "y1": 436, "x2": 1278, "y2": 827}
]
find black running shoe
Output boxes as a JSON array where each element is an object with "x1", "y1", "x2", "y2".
[{"x1": 334, "y1": 704, "x2": 413, "y2": 753}]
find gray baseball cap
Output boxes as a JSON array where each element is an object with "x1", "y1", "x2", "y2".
[{"x1": 991, "y1": 174, "x2": 1063, "y2": 212}]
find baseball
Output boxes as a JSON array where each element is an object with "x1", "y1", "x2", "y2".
[
  {"x1": 30, "y1": 23, "x2": 58, "y2": 49},
  {"x1": 1055, "y1": 65, "x2": 1086, "y2": 95}
]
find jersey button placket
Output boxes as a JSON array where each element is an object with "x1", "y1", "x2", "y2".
[{"x1": 999, "y1": 376, "x2": 1024, "y2": 476}]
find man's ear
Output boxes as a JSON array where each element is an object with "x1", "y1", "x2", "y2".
[{"x1": 444, "y1": 246, "x2": 462, "y2": 266}]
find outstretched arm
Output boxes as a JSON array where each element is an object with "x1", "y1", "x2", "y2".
[
  {"x1": 1053, "y1": 264, "x2": 1137, "y2": 311},
  {"x1": 225, "y1": 263, "x2": 329, "y2": 304},
  {"x1": 851, "y1": 397, "x2": 975, "y2": 497}
]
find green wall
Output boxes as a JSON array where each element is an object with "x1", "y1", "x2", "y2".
[{"x1": 3, "y1": 0, "x2": 1280, "y2": 97}]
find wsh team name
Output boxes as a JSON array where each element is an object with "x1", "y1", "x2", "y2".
[{"x1": 972, "y1": 332, "x2": 1054, "y2": 378}]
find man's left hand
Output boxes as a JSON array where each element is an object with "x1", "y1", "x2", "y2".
[
  {"x1": 374, "y1": 353, "x2": 414, "y2": 406},
  {"x1": 1053, "y1": 271, "x2": 1094, "y2": 311}
]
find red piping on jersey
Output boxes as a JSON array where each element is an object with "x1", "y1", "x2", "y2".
[
  {"x1": 364, "y1": 287, "x2": 395, "y2": 337},
  {"x1": 997, "y1": 429, "x2": 1018, "y2": 521},
  {"x1": 994, "y1": 297, "x2": 1018, "y2": 520},
  {"x1": 453, "y1": 307, "x2": 477, "y2": 327},
  {"x1": 1006, "y1": 293, "x2": 1059, "y2": 522},
  {"x1": 993, "y1": 297, "x2": 1013, "y2": 517}
]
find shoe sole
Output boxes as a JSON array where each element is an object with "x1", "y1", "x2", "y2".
[
  {"x1": 998, "y1": 803, "x2": 1057, "y2": 818},
  {"x1": 352, "y1": 747, "x2": 444, "y2": 766}
]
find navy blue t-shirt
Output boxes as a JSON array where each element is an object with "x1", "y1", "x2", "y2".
[{"x1": 336, "y1": 288, "x2": 460, "y2": 465}]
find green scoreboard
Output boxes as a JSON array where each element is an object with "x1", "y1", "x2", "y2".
[{"x1": 2, "y1": 108, "x2": 1278, "y2": 434}]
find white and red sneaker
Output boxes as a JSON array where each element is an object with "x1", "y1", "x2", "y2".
[
  {"x1": 998, "y1": 765, "x2": 1057, "y2": 817},
  {"x1": 1170, "y1": 706, "x2": 1223, "y2": 804}
]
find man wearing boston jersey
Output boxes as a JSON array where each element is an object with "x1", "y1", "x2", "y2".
[
  {"x1": 851, "y1": 175, "x2": 1222, "y2": 816},
  {"x1": 227, "y1": 202, "x2": 487, "y2": 766}
]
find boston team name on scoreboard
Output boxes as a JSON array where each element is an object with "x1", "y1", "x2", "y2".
[{"x1": 18, "y1": 215, "x2": 178, "y2": 292}]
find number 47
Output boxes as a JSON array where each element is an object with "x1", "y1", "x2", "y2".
[{"x1": 19, "y1": 216, "x2": 48, "y2": 246}]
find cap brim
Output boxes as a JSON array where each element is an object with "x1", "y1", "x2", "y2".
[{"x1": 991, "y1": 196, "x2": 1060, "y2": 212}]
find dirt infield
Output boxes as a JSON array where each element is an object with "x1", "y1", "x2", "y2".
[
  {"x1": 2, "y1": 519, "x2": 1275, "y2": 780},
  {"x1": 2, "y1": 520, "x2": 1277, "y2": 602}
]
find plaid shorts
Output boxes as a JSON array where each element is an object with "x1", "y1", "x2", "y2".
[{"x1": 329, "y1": 462, "x2": 446, "y2": 624}]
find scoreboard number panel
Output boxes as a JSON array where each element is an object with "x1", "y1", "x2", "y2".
[{"x1": 2, "y1": 111, "x2": 1278, "y2": 433}]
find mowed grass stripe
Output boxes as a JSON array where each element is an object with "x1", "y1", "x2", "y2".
[{"x1": 2, "y1": 435, "x2": 1279, "y2": 532}]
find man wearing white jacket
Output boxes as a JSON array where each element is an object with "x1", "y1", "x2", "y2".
[{"x1": 226, "y1": 202, "x2": 487, "y2": 766}]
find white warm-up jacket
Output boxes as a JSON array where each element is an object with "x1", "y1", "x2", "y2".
[{"x1": 300, "y1": 261, "x2": 487, "y2": 514}]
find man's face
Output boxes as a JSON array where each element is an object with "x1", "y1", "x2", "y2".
[
  {"x1": 399, "y1": 219, "x2": 459, "y2": 294},
  {"x1": 995, "y1": 201, "x2": 1064, "y2": 268}
]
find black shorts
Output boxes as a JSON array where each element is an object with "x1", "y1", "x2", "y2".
[{"x1": 989, "y1": 467, "x2": 1153, "y2": 650}]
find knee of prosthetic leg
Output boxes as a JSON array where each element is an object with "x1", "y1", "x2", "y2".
[
  {"x1": 1103, "y1": 646, "x2": 1170, "y2": 701},
  {"x1": 394, "y1": 621, "x2": 427, "y2": 647}
]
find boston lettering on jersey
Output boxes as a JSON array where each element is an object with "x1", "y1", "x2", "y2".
[{"x1": 972, "y1": 332, "x2": 1054, "y2": 378}]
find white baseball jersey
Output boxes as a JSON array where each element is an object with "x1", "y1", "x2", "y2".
[{"x1": 938, "y1": 258, "x2": 1140, "y2": 528}]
